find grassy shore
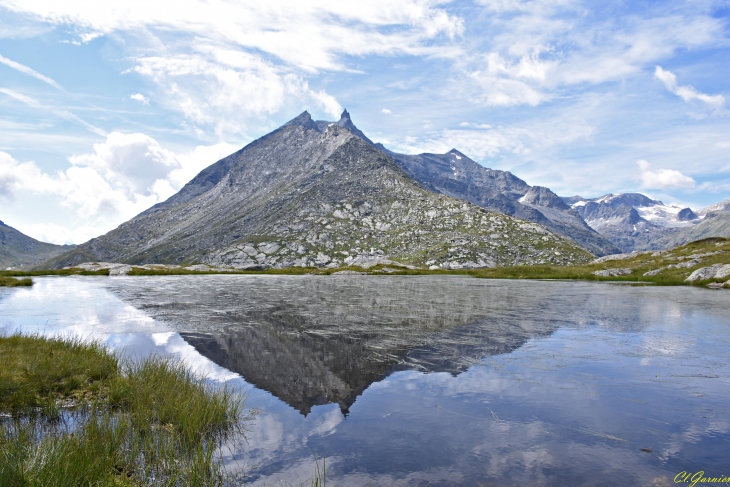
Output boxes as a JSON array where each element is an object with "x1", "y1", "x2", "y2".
[
  {"x1": 4, "y1": 237, "x2": 729, "y2": 288},
  {"x1": 0, "y1": 333, "x2": 245, "y2": 486}
]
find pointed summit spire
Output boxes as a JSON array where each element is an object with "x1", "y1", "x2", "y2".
[{"x1": 333, "y1": 108, "x2": 374, "y2": 146}]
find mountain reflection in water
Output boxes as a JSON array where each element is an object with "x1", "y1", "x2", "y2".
[
  {"x1": 105, "y1": 275, "x2": 593, "y2": 415},
  {"x1": 4, "y1": 275, "x2": 730, "y2": 486}
]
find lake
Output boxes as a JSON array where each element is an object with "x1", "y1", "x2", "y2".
[{"x1": 1, "y1": 275, "x2": 729, "y2": 486}]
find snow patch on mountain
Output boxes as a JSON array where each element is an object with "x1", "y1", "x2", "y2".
[{"x1": 635, "y1": 204, "x2": 698, "y2": 228}]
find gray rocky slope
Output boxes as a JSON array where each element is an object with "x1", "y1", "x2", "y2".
[
  {"x1": 42, "y1": 112, "x2": 592, "y2": 270},
  {"x1": 0, "y1": 220, "x2": 76, "y2": 269},
  {"x1": 303, "y1": 110, "x2": 615, "y2": 256},
  {"x1": 377, "y1": 146, "x2": 618, "y2": 256}
]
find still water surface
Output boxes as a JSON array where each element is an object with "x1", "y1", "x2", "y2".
[{"x1": 1, "y1": 275, "x2": 729, "y2": 486}]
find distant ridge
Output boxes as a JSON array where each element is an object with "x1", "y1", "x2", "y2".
[
  {"x1": 0, "y1": 220, "x2": 76, "y2": 269},
  {"x1": 565, "y1": 193, "x2": 728, "y2": 252}
]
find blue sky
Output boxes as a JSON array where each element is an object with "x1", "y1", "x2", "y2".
[{"x1": 0, "y1": 0, "x2": 728, "y2": 244}]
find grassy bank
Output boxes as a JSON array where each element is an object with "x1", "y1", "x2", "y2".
[
  {"x1": 4, "y1": 237, "x2": 729, "y2": 288},
  {"x1": 0, "y1": 277, "x2": 32, "y2": 287},
  {"x1": 0, "y1": 333, "x2": 245, "y2": 486}
]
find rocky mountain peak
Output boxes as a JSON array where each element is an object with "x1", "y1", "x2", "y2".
[
  {"x1": 333, "y1": 108, "x2": 374, "y2": 146},
  {"x1": 519, "y1": 186, "x2": 570, "y2": 210}
]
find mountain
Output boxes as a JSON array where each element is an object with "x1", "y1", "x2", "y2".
[
  {"x1": 40, "y1": 111, "x2": 592, "y2": 270},
  {"x1": 565, "y1": 193, "x2": 703, "y2": 252},
  {"x1": 565, "y1": 193, "x2": 729, "y2": 252},
  {"x1": 698, "y1": 198, "x2": 730, "y2": 216},
  {"x1": 648, "y1": 211, "x2": 730, "y2": 250},
  {"x1": 378, "y1": 147, "x2": 619, "y2": 256},
  {"x1": 0, "y1": 220, "x2": 76, "y2": 269}
]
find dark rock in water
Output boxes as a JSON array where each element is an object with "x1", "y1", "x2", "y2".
[{"x1": 240, "y1": 265, "x2": 265, "y2": 271}]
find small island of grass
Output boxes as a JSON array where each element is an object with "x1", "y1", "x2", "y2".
[{"x1": 0, "y1": 277, "x2": 32, "y2": 287}]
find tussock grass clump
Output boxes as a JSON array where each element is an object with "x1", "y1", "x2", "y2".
[
  {"x1": 0, "y1": 276, "x2": 32, "y2": 287},
  {"x1": 0, "y1": 333, "x2": 246, "y2": 486},
  {"x1": 0, "y1": 334, "x2": 118, "y2": 415}
]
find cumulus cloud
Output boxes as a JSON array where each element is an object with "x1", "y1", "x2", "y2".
[
  {"x1": 382, "y1": 108, "x2": 391, "y2": 114},
  {"x1": 637, "y1": 160, "x2": 695, "y2": 189},
  {"x1": 69, "y1": 132, "x2": 180, "y2": 199},
  {"x1": 14, "y1": 221, "x2": 101, "y2": 246},
  {"x1": 0, "y1": 134, "x2": 237, "y2": 242},
  {"x1": 654, "y1": 66, "x2": 725, "y2": 111},
  {"x1": 130, "y1": 93, "x2": 149, "y2": 105}
]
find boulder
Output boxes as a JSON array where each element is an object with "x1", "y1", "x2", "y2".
[
  {"x1": 108, "y1": 265, "x2": 132, "y2": 276},
  {"x1": 592, "y1": 268, "x2": 632, "y2": 277},
  {"x1": 643, "y1": 268, "x2": 665, "y2": 276},
  {"x1": 685, "y1": 264, "x2": 725, "y2": 282},
  {"x1": 714, "y1": 264, "x2": 730, "y2": 279}
]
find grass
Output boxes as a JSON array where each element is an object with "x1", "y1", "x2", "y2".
[
  {"x1": 0, "y1": 276, "x2": 33, "y2": 287},
  {"x1": 0, "y1": 333, "x2": 246, "y2": 486},
  {"x1": 0, "y1": 269, "x2": 108, "y2": 278}
]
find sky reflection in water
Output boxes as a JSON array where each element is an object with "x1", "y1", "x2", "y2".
[{"x1": 1, "y1": 275, "x2": 729, "y2": 486}]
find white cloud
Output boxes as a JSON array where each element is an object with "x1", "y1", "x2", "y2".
[
  {"x1": 169, "y1": 141, "x2": 238, "y2": 190},
  {"x1": 391, "y1": 107, "x2": 595, "y2": 160},
  {"x1": 637, "y1": 159, "x2": 695, "y2": 189},
  {"x1": 467, "y1": 69, "x2": 548, "y2": 107},
  {"x1": 130, "y1": 93, "x2": 149, "y2": 105},
  {"x1": 654, "y1": 66, "x2": 725, "y2": 111},
  {"x1": 449, "y1": 2, "x2": 726, "y2": 108},
  {"x1": 1, "y1": 1, "x2": 464, "y2": 69},
  {"x1": 16, "y1": 221, "x2": 106, "y2": 245},
  {"x1": 0, "y1": 53, "x2": 62, "y2": 89},
  {"x1": 69, "y1": 132, "x2": 179, "y2": 199},
  {"x1": 382, "y1": 108, "x2": 391, "y2": 114},
  {"x1": 0, "y1": 151, "x2": 27, "y2": 198},
  {"x1": 130, "y1": 53, "x2": 342, "y2": 136},
  {"x1": 1, "y1": 0, "x2": 466, "y2": 136},
  {"x1": 0, "y1": 134, "x2": 238, "y2": 242}
]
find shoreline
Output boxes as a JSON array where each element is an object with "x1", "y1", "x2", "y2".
[{"x1": 3, "y1": 237, "x2": 728, "y2": 289}]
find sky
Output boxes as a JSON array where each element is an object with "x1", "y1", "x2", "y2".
[{"x1": 0, "y1": 0, "x2": 729, "y2": 245}]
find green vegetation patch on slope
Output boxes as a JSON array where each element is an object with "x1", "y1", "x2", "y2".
[{"x1": 465, "y1": 237, "x2": 730, "y2": 286}]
